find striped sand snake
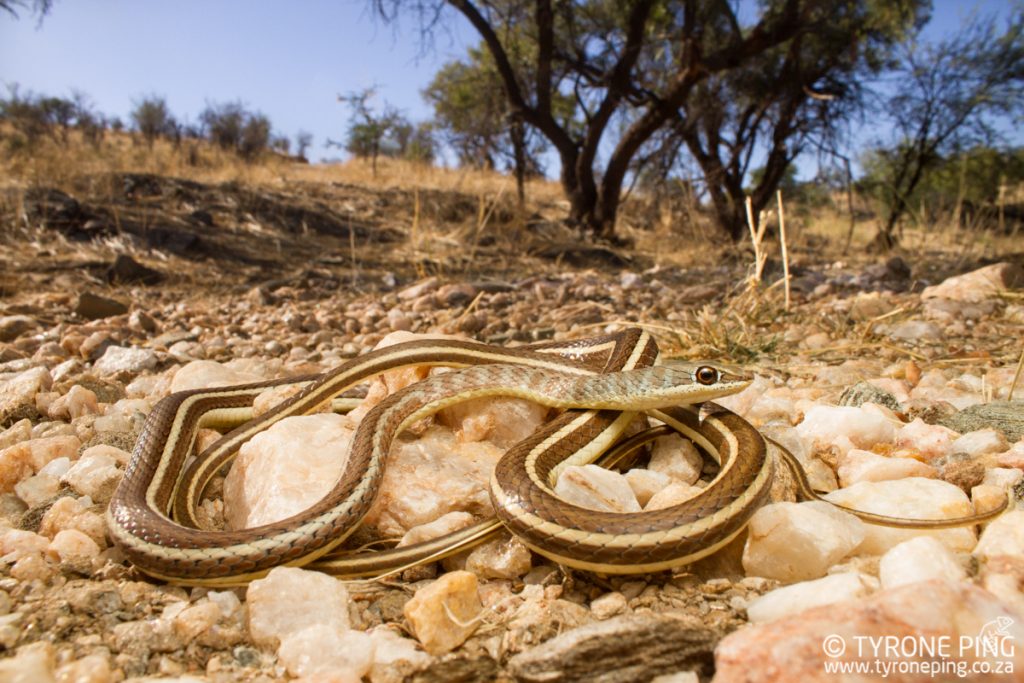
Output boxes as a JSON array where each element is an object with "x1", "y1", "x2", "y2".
[{"x1": 107, "y1": 329, "x2": 1006, "y2": 585}]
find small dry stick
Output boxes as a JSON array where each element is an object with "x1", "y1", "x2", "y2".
[
  {"x1": 1008, "y1": 346, "x2": 1024, "y2": 401},
  {"x1": 776, "y1": 189, "x2": 791, "y2": 311},
  {"x1": 745, "y1": 196, "x2": 768, "y2": 285}
]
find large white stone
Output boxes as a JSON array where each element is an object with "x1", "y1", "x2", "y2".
[
  {"x1": 878, "y1": 536, "x2": 966, "y2": 588},
  {"x1": 277, "y1": 624, "x2": 374, "y2": 680},
  {"x1": 742, "y1": 501, "x2": 865, "y2": 582},
  {"x1": 92, "y1": 346, "x2": 158, "y2": 376},
  {"x1": 974, "y1": 510, "x2": 1024, "y2": 562},
  {"x1": 824, "y1": 478, "x2": 976, "y2": 554},
  {"x1": 554, "y1": 464, "x2": 640, "y2": 513},
  {"x1": 224, "y1": 413, "x2": 354, "y2": 529},
  {"x1": 837, "y1": 448, "x2": 936, "y2": 486},
  {"x1": 795, "y1": 405, "x2": 897, "y2": 457},
  {"x1": 647, "y1": 434, "x2": 703, "y2": 484},
  {"x1": 745, "y1": 572, "x2": 875, "y2": 623},
  {"x1": 170, "y1": 360, "x2": 264, "y2": 393},
  {"x1": 246, "y1": 567, "x2": 351, "y2": 649}
]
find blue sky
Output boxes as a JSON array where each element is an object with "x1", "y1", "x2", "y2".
[{"x1": 1, "y1": 1, "x2": 1019, "y2": 173}]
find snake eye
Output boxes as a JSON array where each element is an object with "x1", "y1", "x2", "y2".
[{"x1": 695, "y1": 366, "x2": 719, "y2": 385}]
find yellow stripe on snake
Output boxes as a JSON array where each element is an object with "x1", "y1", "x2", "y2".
[{"x1": 106, "y1": 328, "x2": 1007, "y2": 586}]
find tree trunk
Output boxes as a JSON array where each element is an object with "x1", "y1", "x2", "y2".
[{"x1": 510, "y1": 117, "x2": 527, "y2": 207}]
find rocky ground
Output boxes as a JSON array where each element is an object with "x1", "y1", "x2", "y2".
[{"x1": 0, "y1": 173, "x2": 1023, "y2": 682}]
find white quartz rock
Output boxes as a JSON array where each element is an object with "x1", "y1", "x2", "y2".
[
  {"x1": 824, "y1": 478, "x2": 976, "y2": 554},
  {"x1": 277, "y1": 624, "x2": 374, "y2": 680},
  {"x1": 795, "y1": 405, "x2": 897, "y2": 457},
  {"x1": 363, "y1": 426, "x2": 503, "y2": 536},
  {"x1": 837, "y1": 448, "x2": 936, "y2": 486},
  {"x1": 464, "y1": 535, "x2": 533, "y2": 579},
  {"x1": 246, "y1": 567, "x2": 351, "y2": 649},
  {"x1": 60, "y1": 452, "x2": 121, "y2": 504},
  {"x1": 368, "y1": 626, "x2": 432, "y2": 683},
  {"x1": 223, "y1": 413, "x2": 354, "y2": 529},
  {"x1": 398, "y1": 511, "x2": 476, "y2": 547},
  {"x1": 974, "y1": 510, "x2": 1024, "y2": 562},
  {"x1": 878, "y1": 536, "x2": 966, "y2": 588},
  {"x1": 624, "y1": 469, "x2": 671, "y2": 507},
  {"x1": 647, "y1": 434, "x2": 703, "y2": 484},
  {"x1": 170, "y1": 359, "x2": 264, "y2": 393},
  {"x1": 554, "y1": 464, "x2": 641, "y2": 513},
  {"x1": 742, "y1": 501, "x2": 865, "y2": 582},
  {"x1": 746, "y1": 572, "x2": 876, "y2": 623},
  {"x1": 644, "y1": 482, "x2": 703, "y2": 511},
  {"x1": 951, "y1": 429, "x2": 1009, "y2": 457},
  {"x1": 92, "y1": 346, "x2": 158, "y2": 376}
]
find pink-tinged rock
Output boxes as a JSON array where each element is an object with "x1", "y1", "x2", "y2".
[
  {"x1": 46, "y1": 385, "x2": 100, "y2": 421},
  {"x1": 837, "y1": 449, "x2": 937, "y2": 487},
  {"x1": 37, "y1": 496, "x2": 105, "y2": 547},
  {"x1": 278, "y1": 624, "x2": 374, "y2": 680},
  {"x1": 252, "y1": 382, "x2": 313, "y2": 417},
  {"x1": 867, "y1": 378, "x2": 912, "y2": 404},
  {"x1": 4, "y1": 434, "x2": 81, "y2": 475},
  {"x1": 437, "y1": 396, "x2": 549, "y2": 449},
  {"x1": 895, "y1": 419, "x2": 959, "y2": 460},
  {"x1": 14, "y1": 471, "x2": 60, "y2": 508},
  {"x1": 368, "y1": 626, "x2": 432, "y2": 683},
  {"x1": 224, "y1": 413, "x2": 354, "y2": 529},
  {"x1": 795, "y1": 405, "x2": 898, "y2": 457},
  {"x1": 714, "y1": 579, "x2": 1024, "y2": 683},
  {"x1": 0, "y1": 418, "x2": 31, "y2": 450},
  {"x1": 554, "y1": 464, "x2": 640, "y2": 513},
  {"x1": 171, "y1": 600, "x2": 222, "y2": 644},
  {"x1": 645, "y1": 482, "x2": 703, "y2": 511},
  {"x1": 46, "y1": 529, "x2": 100, "y2": 572},
  {"x1": 1, "y1": 528, "x2": 50, "y2": 560},
  {"x1": 974, "y1": 511, "x2": 1024, "y2": 563},
  {"x1": 169, "y1": 359, "x2": 264, "y2": 393},
  {"x1": 625, "y1": 469, "x2": 671, "y2": 507},
  {"x1": 745, "y1": 572, "x2": 875, "y2": 623},
  {"x1": 824, "y1": 478, "x2": 976, "y2": 554},
  {"x1": 715, "y1": 375, "x2": 773, "y2": 418},
  {"x1": 972, "y1": 484, "x2": 1007, "y2": 515},
  {"x1": 398, "y1": 511, "x2": 476, "y2": 547},
  {"x1": 921, "y1": 262, "x2": 1024, "y2": 302},
  {"x1": 464, "y1": 535, "x2": 532, "y2": 579},
  {"x1": 647, "y1": 434, "x2": 703, "y2": 484},
  {"x1": 54, "y1": 654, "x2": 111, "y2": 683},
  {"x1": 246, "y1": 567, "x2": 352, "y2": 650},
  {"x1": 995, "y1": 439, "x2": 1024, "y2": 469},
  {"x1": 878, "y1": 536, "x2": 966, "y2": 588},
  {"x1": 403, "y1": 570, "x2": 482, "y2": 655},
  {"x1": 742, "y1": 502, "x2": 865, "y2": 582}
]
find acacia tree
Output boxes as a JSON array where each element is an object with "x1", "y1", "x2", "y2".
[
  {"x1": 377, "y1": 0, "x2": 833, "y2": 239},
  {"x1": 665, "y1": 1, "x2": 924, "y2": 239},
  {"x1": 864, "y1": 10, "x2": 1024, "y2": 249}
]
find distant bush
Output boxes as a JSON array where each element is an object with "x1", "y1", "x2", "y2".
[
  {"x1": 200, "y1": 101, "x2": 273, "y2": 162},
  {"x1": 130, "y1": 95, "x2": 176, "y2": 147},
  {"x1": 0, "y1": 85, "x2": 102, "y2": 150}
]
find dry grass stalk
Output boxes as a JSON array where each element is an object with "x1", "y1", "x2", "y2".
[
  {"x1": 776, "y1": 190, "x2": 791, "y2": 311},
  {"x1": 1009, "y1": 346, "x2": 1024, "y2": 401}
]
